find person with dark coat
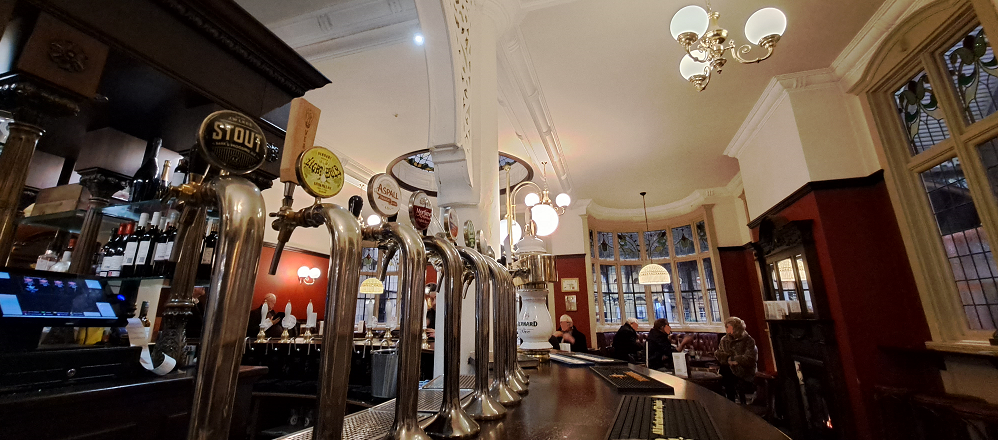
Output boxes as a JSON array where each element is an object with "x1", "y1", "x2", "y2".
[
  {"x1": 247, "y1": 293, "x2": 283, "y2": 338},
  {"x1": 549, "y1": 314, "x2": 588, "y2": 352},
  {"x1": 715, "y1": 316, "x2": 758, "y2": 403},
  {"x1": 647, "y1": 318, "x2": 675, "y2": 370},
  {"x1": 612, "y1": 317, "x2": 644, "y2": 361}
]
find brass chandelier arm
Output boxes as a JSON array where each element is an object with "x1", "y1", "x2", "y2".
[{"x1": 729, "y1": 42, "x2": 776, "y2": 64}]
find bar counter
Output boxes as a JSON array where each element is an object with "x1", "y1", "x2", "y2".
[{"x1": 281, "y1": 361, "x2": 788, "y2": 440}]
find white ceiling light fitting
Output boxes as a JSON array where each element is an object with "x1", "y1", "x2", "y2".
[
  {"x1": 670, "y1": 2, "x2": 787, "y2": 91},
  {"x1": 413, "y1": 34, "x2": 425, "y2": 45},
  {"x1": 638, "y1": 192, "x2": 672, "y2": 285}
]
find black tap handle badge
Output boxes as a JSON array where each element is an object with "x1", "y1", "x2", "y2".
[
  {"x1": 348, "y1": 195, "x2": 364, "y2": 218},
  {"x1": 197, "y1": 110, "x2": 267, "y2": 175}
]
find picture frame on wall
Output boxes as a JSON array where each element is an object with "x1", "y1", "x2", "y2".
[
  {"x1": 565, "y1": 294, "x2": 578, "y2": 312},
  {"x1": 561, "y1": 277, "x2": 579, "y2": 292}
]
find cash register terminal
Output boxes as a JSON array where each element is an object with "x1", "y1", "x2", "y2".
[{"x1": 0, "y1": 268, "x2": 141, "y2": 392}]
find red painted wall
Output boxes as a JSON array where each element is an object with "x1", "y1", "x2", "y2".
[
  {"x1": 717, "y1": 247, "x2": 776, "y2": 374},
  {"x1": 252, "y1": 246, "x2": 332, "y2": 320},
  {"x1": 551, "y1": 254, "x2": 592, "y2": 348},
  {"x1": 250, "y1": 246, "x2": 440, "y2": 321},
  {"x1": 745, "y1": 178, "x2": 942, "y2": 440}
]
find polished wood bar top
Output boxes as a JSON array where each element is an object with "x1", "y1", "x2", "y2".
[{"x1": 472, "y1": 362, "x2": 788, "y2": 440}]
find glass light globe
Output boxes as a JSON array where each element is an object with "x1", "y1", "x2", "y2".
[
  {"x1": 680, "y1": 51, "x2": 709, "y2": 80},
  {"x1": 309, "y1": 267, "x2": 321, "y2": 279},
  {"x1": 524, "y1": 192, "x2": 540, "y2": 207},
  {"x1": 499, "y1": 218, "x2": 523, "y2": 246},
  {"x1": 555, "y1": 193, "x2": 571, "y2": 207},
  {"x1": 531, "y1": 204, "x2": 559, "y2": 236},
  {"x1": 366, "y1": 214, "x2": 382, "y2": 226},
  {"x1": 670, "y1": 5, "x2": 709, "y2": 41},
  {"x1": 745, "y1": 7, "x2": 787, "y2": 45},
  {"x1": 298, "y1": 266, "x2": 310, "y2": 278}
]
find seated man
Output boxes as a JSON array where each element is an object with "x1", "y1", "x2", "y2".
[
  {"x1": 549, "y1": 314, "x2": 587, "y2": 352},
  {"x1": 611, "y1": 317, "x2": 644, "y2": 362},
  {"x1": 647, "y1": 318, "x2": 674, "y2": 370}
]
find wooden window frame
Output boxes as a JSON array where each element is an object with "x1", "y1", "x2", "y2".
[
  {"x1": 585, "y1": 205, "x2": 727, "y2": 333},
  {"x1": 860, "y1": 0, "x2": 998, "y2": 344}
]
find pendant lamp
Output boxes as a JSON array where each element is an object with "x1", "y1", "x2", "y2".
[{"x1": 638, "y1": 192, "x2": 672, "y2": 285}]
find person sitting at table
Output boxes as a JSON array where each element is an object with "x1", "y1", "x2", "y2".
[
  {"x1": 612, "y1": 317, "x2": 644, "y2": 362},
  {"x1": 247, "y1": 293, "x2": 283, "y2": 338},
  {"x1": 646, "y1": 318, "x2": 674, "y2": 370},
  {"x1": 715, "y1": 316, "x2": 758, "y2": 403},
  {"x1": 549, "y1": 314, "x2": 588, "y2": 352}
]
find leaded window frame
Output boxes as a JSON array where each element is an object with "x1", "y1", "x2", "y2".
[{"x1": 862, "y1": 0, "x2": 998, "y2": 343}]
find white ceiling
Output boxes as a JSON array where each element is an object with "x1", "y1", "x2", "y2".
[{"x1": 236, "y1": 0, "x2": 885, "y2": 210}]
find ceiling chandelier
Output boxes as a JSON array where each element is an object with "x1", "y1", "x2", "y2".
[
  {"x1": 670, "y1": 1, "x2": 787, "y2": 91},
  {"x1": 637, "y1": 192, "x2": 671, "y2": 285}
]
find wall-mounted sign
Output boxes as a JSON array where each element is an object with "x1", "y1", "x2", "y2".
[
  {"x1": 561, "y1": 277, "x2": 580, "y2": 292},
  {"x1": 367, "y1": 173, "x2": 401, "y2": 217},
  {"x1": 295, "y1": 147, "x2": 344, "y2": 199},
  {"x1": 197, "y1": 110, "x2": 267, "y2": 175},
  {"x1": 441, "y1": 207, "x2": 459, "y2": 242},
  {"x1": 408, "y1": 191, "x2": 433, "y2": 232}
]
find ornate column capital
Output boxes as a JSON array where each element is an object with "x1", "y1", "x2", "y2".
[{"x1": 76, "y1": 167, "x2": 130, "y2": 206}]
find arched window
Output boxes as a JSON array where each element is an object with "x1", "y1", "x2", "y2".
[{"x1": 860, "y1": 0, "x2": 998, "y2": 341}]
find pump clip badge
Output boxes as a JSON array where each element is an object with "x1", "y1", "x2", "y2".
[
  {"x1": 197, "y1": 110, "x2": 267, "y2": 175},
  {"x1": 296, "y1": 147, "x2": 344, "y2": 199},
  {"x1": 441, "y1": 207, "x2": 460, "y2": 243},
  {"x1": 408, "y1": 191, "x2": 433, "y2": 232},
  {"x1": 367, "y1": 173, "x2": 401, "y2": 218}
]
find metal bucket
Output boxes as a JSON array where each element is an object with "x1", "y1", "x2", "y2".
[{"x1": 371, "y1": 348, "x2": 399, "y2": 398}]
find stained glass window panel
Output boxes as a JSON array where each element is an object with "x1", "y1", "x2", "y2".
[
  {"x1": 597, "y1": 232, "x2": 615, "y2": 260},
  {"x1": 921, "y1": 158, "x2": 998, "y2": 329},
  {"x1": 677, "y1": 260, "x2": 705, "y2": 322},
  {"x1": 703, "y1": 258, "x2": 720, "y2": 323},
  {"x1": 895, "y1": 71, "x2": 951, "y2": 155},
  {"x1": 650, "y1": 263, "x2": 677, "y2": 322},
  {"x1": 976, "y1": 136, "x2": 998, "y2": 205},
  {"x1": 673, "y1": 225, "x2": 696, "y2": 257},
  {"x1": 945, "y1": 26, "x2": 998, "y2": 124},
  {"x1": 696, "y1": 221, "x2": 709, "y2": 253},
  {"x1": 361, "y1": 247, "x2": 378, "y2": 272},
  {"x1": 644, "y1": 230, "x2": 670, "y2": 259},
  {"x1": 600, "y1": 265, "x2": 620, "y2": 323},
  {"x1": 618, "y1": 232, "x2": 640, "y2": 260}
]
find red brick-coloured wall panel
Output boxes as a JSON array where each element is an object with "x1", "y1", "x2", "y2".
[{"x1": 552, "y1": 254, "x2": 592, "y2": 348}]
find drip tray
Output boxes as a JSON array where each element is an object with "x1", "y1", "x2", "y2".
[{"x1": 606, "y1": 396, "x2": 723, "y2": 440}]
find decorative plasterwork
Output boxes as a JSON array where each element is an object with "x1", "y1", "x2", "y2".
[
  {"x1": 265, "y1": 0, "x2": 419, "y2": 61},
  {"x1": 829, "y1": 0, "x2": 933, "y2": 92},
  {"x1": 495, "y1": 28, "x2": 574, "y2": 194},
  {"x1": 587, "y1": 173, "x2": 743, "y2": 222},
  {"x1": 724, "y1": 69, "x2": 840, "y2": 159}
]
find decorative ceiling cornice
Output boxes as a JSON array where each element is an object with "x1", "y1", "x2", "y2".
[
  {"x1": 264, "y1": 0, "x2": 419, "y2": 61},
  {"x1": 724, "y1": 68, "x2": 839, "y2": 159},
  {"x1": 830, "y1": 0, "x2": 932, "y2": 92},
  {"x1": 586, "y1": 173, "x2": 742, "y2": 222}
]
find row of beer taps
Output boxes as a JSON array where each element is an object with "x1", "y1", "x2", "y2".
[{"x1": 266, "y1": 173, "x2": 535, "y2": 439}]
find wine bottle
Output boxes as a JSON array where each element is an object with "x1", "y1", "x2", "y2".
[
  {"x1": 197, "y1": 218, "x2": 218, "y2": 281},
  {"x1": 130, "y1": 138, "x2": 162, "y2": 203},
  {"x1": 135, "y1": 212, "x2": 162, "y2": 277},
  {"x1": 99, "y1": 225, "x2": 122, "y2": 277},
  {"x1": 156, "y1": 160, "x2": 172, "y2": 200},
  {"x1": 107, "y1": 223, "x2": 132, "y2": 278},
  {"x1": 122, "y1": 215, "x2": 148, "y2": 277},
  {"x1": 154, "y1": 211, "x2": 179, "y2": 277}
]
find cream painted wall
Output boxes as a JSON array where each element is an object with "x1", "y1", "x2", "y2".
[
  {"x1": 789, "y1": 86, "x2": 880, "y2": 182},
  {"x1": 711, "y1": 195, "x2": 751, "y2": 247},
  {"x1": 737, "y1": 97, "x2": 810, "y2": 220},
  {"x1": 544, "y1": 210, "x2": 587, "y2": 256}
]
